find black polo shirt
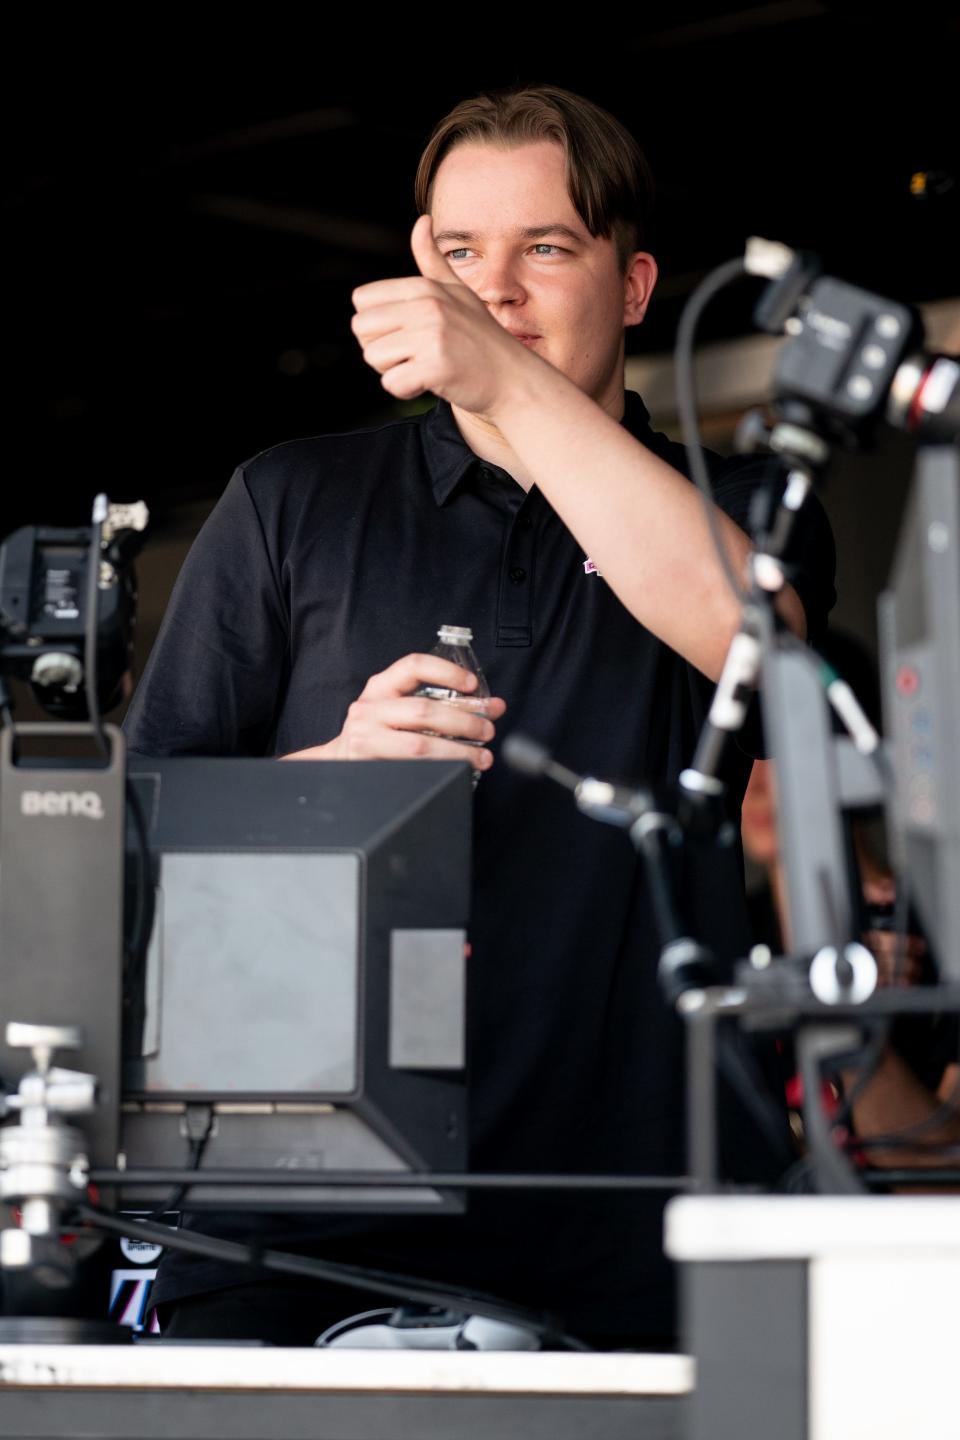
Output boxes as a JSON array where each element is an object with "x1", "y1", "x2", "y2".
[{"x1": 125, "y1": 392, "x2": 836, "y2": 1340}]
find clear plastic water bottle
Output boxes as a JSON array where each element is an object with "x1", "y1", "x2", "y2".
[{"x1": 414, "y1": 625, "x2": 490, "y2": 785}]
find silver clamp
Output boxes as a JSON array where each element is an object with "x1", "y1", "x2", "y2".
[{"x1": 0, "y1": 1023, "x2": 95, "y2": 1282}]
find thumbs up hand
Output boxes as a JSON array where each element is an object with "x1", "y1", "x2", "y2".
[
  {"x1": 408, "y1": 212, "x2": 462, "y2": 287},
  {"x1": 351, "y1": 216, "x2": 531, "y2": 416}
]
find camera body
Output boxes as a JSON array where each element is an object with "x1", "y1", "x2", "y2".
[{"x1": 0, "y1": 504, "x2": 146, "y2": 717}]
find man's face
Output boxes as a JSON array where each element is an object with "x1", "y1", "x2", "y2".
[{"x1": 430, "y1": 141, "x2": 655, "y2": 415}]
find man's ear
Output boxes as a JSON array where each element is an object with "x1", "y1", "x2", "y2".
[{"x1": 623, "y1": 252, "x2": 658, "y2": 329}]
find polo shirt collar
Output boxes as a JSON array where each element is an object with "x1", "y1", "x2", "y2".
[{"x1": 422, "y1": 392, "x2": 654, "y2": 506}]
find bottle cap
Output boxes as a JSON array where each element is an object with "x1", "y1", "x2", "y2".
[{"x1": 437, "y1": 626, "x2": 473, "y2": 643}]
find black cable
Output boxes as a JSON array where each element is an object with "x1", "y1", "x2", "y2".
[
  {"x1": 124, "y1": 779, "x2": 152, "y2": 966},
  {"x1": 119, "y1": 774, "x2": 155, "y2": 1139},
  {"x1": 70, "y1": 1203, "x2": 591, "y2": 1351},
  {"x1": 146, "y1": 1108, "x2": 216, "y2": 1223},
  {"x1": 674, "y1": 256, "x2": 751, "y2": 608},
  {"x1": 84, "y1": 496, "x2": 108, "y2": 761}
]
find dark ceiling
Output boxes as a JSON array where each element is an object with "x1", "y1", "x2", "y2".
[{"x1": 6, "y1": 3, "x2": 958, "y2": 535}]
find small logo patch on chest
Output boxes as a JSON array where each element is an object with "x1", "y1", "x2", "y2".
[{"x1": 583, "y1": 558, "x2": 602, "y2": 577}]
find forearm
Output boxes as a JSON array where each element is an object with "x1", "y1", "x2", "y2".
[{"x1": 493, "y1": 359, "x2": 803, "y2": 679}]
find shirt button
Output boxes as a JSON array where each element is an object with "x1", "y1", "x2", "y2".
[{"x1": 509, "y1": 567, "x2": 527, "y2": 585}]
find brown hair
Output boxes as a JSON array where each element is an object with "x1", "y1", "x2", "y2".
[{"x1": 414, "y1": 84, "x2": 654, "y2": 268}]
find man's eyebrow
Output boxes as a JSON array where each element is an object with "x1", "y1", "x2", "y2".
[{"x1": 432, "y1": 224, "x2": 589, "y2": 245}]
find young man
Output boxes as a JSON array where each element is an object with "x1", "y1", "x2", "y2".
[{"x1": 125, "y1": 85, "x2": 835, "y2": 1347}]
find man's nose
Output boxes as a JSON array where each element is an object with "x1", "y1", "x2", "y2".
[{"x1": 473, "y1": 257, "x2": 526, "y2": 307}]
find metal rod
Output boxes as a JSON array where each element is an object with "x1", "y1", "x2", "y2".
[
  {"x1": 685, "y1": 1000, "x2": 719, "y2": 1192},
  {"x1": 860, "y1": 1169, "x2": 960, "y2": 1188},
  {"x1": 89, "y1": 1168, "x2": 692, "y2": 1191}
]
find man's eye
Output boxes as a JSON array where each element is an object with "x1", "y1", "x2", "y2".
[
  {"x1": 532, "y1": 244, "x2": 562, "y2": 256},
  {"x1": 446, "y1": 248, "x2": 473, "y2": 261}
]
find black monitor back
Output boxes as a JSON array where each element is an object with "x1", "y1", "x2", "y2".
[{"x1": 120, "y1": 757, "x2": 471, "y2": 1212}]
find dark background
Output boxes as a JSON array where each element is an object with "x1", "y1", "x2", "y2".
[{"x1": 4, "y1": 3, "x2": 959, "y2": 666}]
